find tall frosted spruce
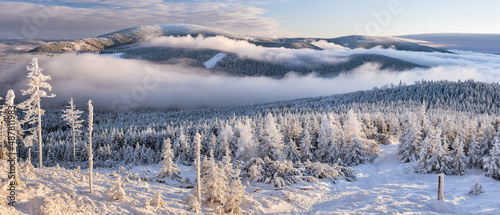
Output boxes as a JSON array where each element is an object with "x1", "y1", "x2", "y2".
[
  {"x1": 20, "y1": 58, "x2": 55, "y2": 168},
  {"x1": 62, "y1": 97, "x2": 84, "y2": 169},
  {"x1": 88, "y1": 100, "x2": 94, "y2": 193}
]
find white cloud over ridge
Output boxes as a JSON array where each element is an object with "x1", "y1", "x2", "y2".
[{"x1": 2, "y1": 36, "x2": 500, "y2": 110}]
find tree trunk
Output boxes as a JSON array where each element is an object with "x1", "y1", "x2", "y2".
[
  {"x1": 89, "y1": 100, "x2": 93, "y2": 194},
  {"x1": 28, "y1": 147, "x2": 31, "y2": 164},
  {"x1": 73, "y1": 126, "x2": 76, "y2": 169},
  {"x1": 437, "y1": 174, "x2": 444, "y2": 200},
  {"x1": 37, "y1": 97, "x2": 42, "y2": 168}
]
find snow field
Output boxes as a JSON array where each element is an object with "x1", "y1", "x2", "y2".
[{"x1": 1, "y1": 143, "x2": 498, "y2": 214}]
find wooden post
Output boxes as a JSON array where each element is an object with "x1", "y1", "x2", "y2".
[{"x1": 437, "y1": 174, "x2": 444, "y2": 200}]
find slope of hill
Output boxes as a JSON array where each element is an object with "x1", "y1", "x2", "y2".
[
  {"x1": 29, "y1": 24, "x2": 450, "y2": 54},
  {"x1": 396, "y1": 33, "x2": 500, "y2": 54},
  {"x1": 327, "y1": 35, "x2": 453, "y2": 53}
]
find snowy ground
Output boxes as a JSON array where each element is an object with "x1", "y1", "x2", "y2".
[
  {"x1": 100, "y1": 53, "x2": 124, "y2": 59},
  {"x1": 203, "y1": 53, "x2": 226, "y2": 69},
  {"x1": 1, "y1": 143, "x2": 499, "y2": 214}
]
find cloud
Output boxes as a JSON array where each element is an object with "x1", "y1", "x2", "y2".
[
  {"x1": 0, "y1": 0, "x2": 290, "y2": 40},
  {"x1": 145, "y1": 35, "x2": 350, "y2": 66},
  {"x1": 3, "y1": 36, "x2": 500, "y2": 110}
]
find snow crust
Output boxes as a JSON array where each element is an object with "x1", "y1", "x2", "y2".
[{"x1": 203, "y1": 53, "x2": 226, "y2": 69}]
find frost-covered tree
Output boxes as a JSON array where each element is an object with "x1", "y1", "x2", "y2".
[
  {"x1": 62, "y1": 97, "x2": 84, "y2": 169},
  {"x1": 235, "y1": 119, "x2": 257, "y2": 161},
  {"x1": 260, "y1": 113, "x2": 284, "y2": 161},
  {"x1": 284, "y1": 139, "x2": 300, "y2": 162},
  {"x1": 398, "y1": 112, "x2": 423, "y2": 163},
  {"x1": 174, "y1": 128, "x2": 190, "y2": 164},
  {"x1": 19, "y1": 57, "x2": 55, "y2": 168},
  {"x1": 342, "y1": 110, "x2": 372, "y2": 166},
  {"x1": 451, "y1": 135, "x2": 467, "y2": 175},
  {"x1": 479, "y1": 119, "x2": 495, "y2": 157},
  {"x1": 224, "y1": 169, "x2": 246, "y2": 215},
  {"x1": 468, "y1": 135, "x2": 481, "y2": 168},
  {"x1": 469, "y1": 180, "x2": 485, "y2": 195},
  {"x1": 299, "y1": 127, "x2": 314, "y2": 162},
  {"x1": 316, "y1": 115, "x2": 335, "y2": 162},
  {"x1": 88, "y1": 100, "x2": 94, "y2": 193},
  {"x1": 156, "y1": 138, "x2": 180, "y2": 180},
  {"x1": 484, "y1": 137, "x2": 500, "y2": 180},
  {"x1": 201, "y1": 155, "x2": 226, "y2": 206},
  {"x1": 418, "y1": 127, "x2": 451, "y2": 174},
  {"x1": 217, "y1": 123, "x2": 234, "y2": 160}
]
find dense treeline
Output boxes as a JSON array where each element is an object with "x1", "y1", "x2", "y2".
[
  {"x1": 214, "y1": 53, "x2": 425, "y2": 78},
  {"x1": 3, "y1": 80, "x2": 500, "y2": 181}
]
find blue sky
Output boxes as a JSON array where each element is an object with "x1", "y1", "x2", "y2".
[
  {"x1": 1, "y1": 0, "x2": 499, "y2": 39},
  {"x1": 260, "y1": 0, "x2": 500, "y2": 37}
]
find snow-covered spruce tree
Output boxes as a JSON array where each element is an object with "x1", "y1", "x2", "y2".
[
  {"x1": 451, "y1": 134, "x2": 467, "y2": 175},
  {"x1": 479, "y1": 119, "x2": 495, "y2": 157},
  {"x1": 235, "y1": 119, "x2": 258, "y2": 162},
  {"x1": 62, "y1": 97, "x2": 84, "y2": 169},
  {"x1": 284, "y1": 139, "x2": 300, "y2": 162},
  {"x1": 418, "y1": 101, "x2": 431, "y2": 139},
  {"x1": 19, "y1": 57, "x2": 55, "y2": 168},
  {"x1": 398, "y1": 112, "x2": 423, "y2": 163},
  {"x1": 156, "y1": 138, "x2": 181, "y2": 180},
  {"x1": 325, "y1": 114, "x2": 342, "y2": 165},
  {"x1": 342, "y1": 110, "x2": 376, "y2": 166},
  {"x1": 224, "y1": 169, "x2": 247, "y2": 215},
  {"x1": 418, "y1": 127, "x2": 451, "y2": 174},
  {"x1": 216, "y1": 123, "x2": 234, "y2": 160},
  {"x1": 201, "y1": 154, "x2": 227, "y2": 206},
  {"x1": 469, "y1": 180, "x2": 485, "y2": 195},
  {"x1": 316, "y1": 114, "x2": 335, "y2": 163},
  {"x1": 174, "y1": 127, "x2": 190, "y2": 164},
  {"x1": 260, "y1": 113, "x2": 284, "y2": 161},
  {"x1": 299, "y1": 126, "x2": 314, "y2": 162},
  {"x1": 88, "y1": 100, "x2": 94, "y2": 194},
  {"x1": 468, "y1": 135, "x2": 481, "y2": 168},
  {"x1": 484, "y1": 137, "x2": 500, "y2": 180}
]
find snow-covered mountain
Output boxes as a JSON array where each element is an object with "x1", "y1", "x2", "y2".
[
  {"x1": 327, "y1": 35, "x2": 452, "y2": 53},
  {"x1": 29, "y1": 24, "x2": 449, "y2": 53},
  {"x1": 26, "y1": 24, "x2": 459, "y2": 77},
  {"x1": 396, "y1": 33, "x2": 500, "y2": 54}
]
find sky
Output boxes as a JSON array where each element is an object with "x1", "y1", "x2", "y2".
[{"x1": 1, "y1": 0, "x2": 500, "y2": 39}]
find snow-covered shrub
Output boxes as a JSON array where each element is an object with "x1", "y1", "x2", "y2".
[
  {"x1": 184, "y1": 193, "x2": 201, "y2": 213},
  {"x1": 469, "y1": 181, "x2": 485, "y2": 195},
  {"x1": 143, "y1": 192, "x2": 166, "y2": 208},
  {"x1": 106, "y1": 176, "x2": 126, "y2": 202},
  {"x1": 241, "y1": 158, "x2": 356, "y2": 187}
]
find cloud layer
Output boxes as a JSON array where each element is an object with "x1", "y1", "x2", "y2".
[{"x1": 3, "y1": 36, "x2": 500, "y2": 110}]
